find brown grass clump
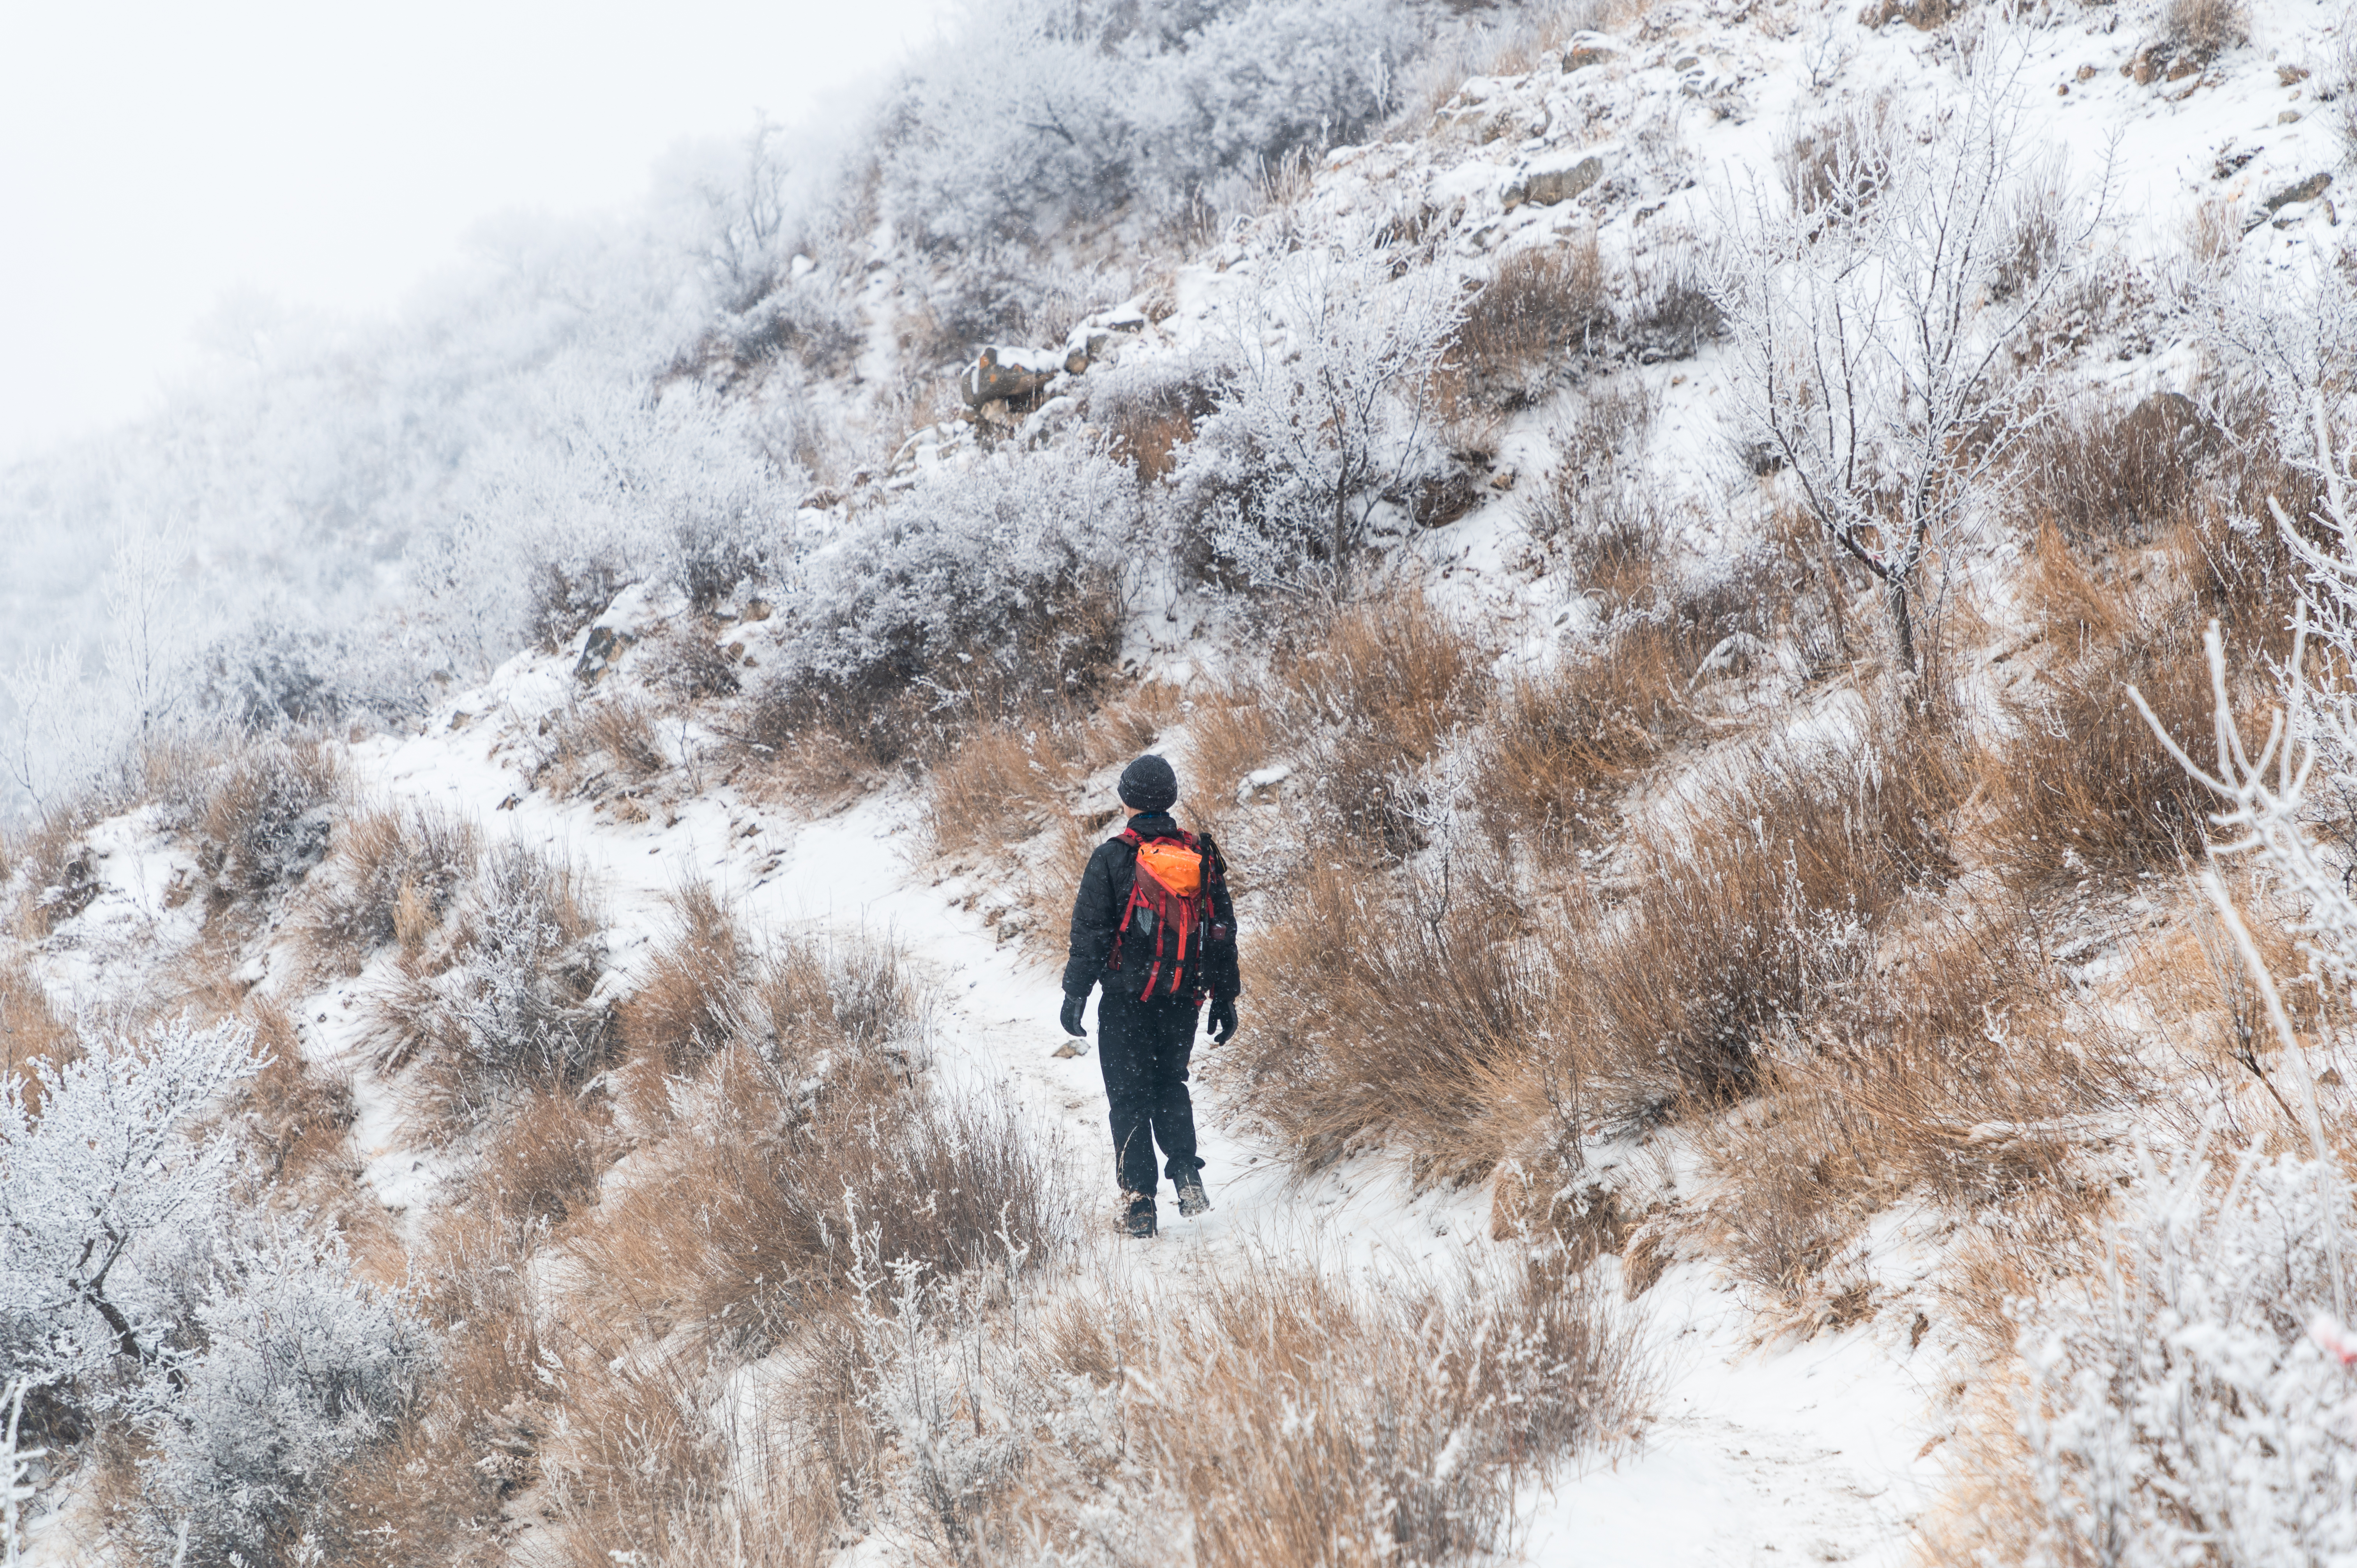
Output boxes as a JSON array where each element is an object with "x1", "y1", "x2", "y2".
[
  {"x1": 1559, "y1": 714, "x2": 1972, "y2": 1122},
  {"x1": 2012, "y1": 394, "x2": 2217, "y2": 548},
  {"x1": 743, "y1": 572, "x2": 1127, "y2": 780},
  {"x1": 2161, "y1": 0, "x2": 2248, "y2": 59},
  {"x1": 292, "y1": 801, "x2": 480, "y2": 978},
  {"x1": 1982, "y1": 528, "x2": 2224, "y2": 886},
  {"x1": 582, "y1": 696, "x2": 668, "y2": 779},
  {"x1": 618, "y1": 881, "x2": 750, "y2": 1093},
  {"x1": 1217, "y1": 855, "x2": 1544, "y2": 1181},
  {"x1": 0, "y1": 958, "x2": 76, "y2": 1101},
  {"x1": 481, "y1": 1083, "x2": 617, "y2": 1227},
  {"x1": 569, "y1": 1052, "x2": 1062, "y2": 1364},
  {"x1": 1034, "y1": 1252, "x2": 1651, "y2": 1565},
  {"x1": 1445, "y1": 234, "x2": 1611, "y2": 411},
  {"x1": 1285, "y1": 587, "x2": 1489, "y2": 855},
  {"x1": 370, "y1": 841, "x2": 612, "y2": 1126},
  {"x1": 309, "y1": 1211, "x2": 550, "y2": 1567},
  {"x1": 1690, "y1": 901, "x2": 2137, "y2": 1308},
  {"x1": 185, "y1": 735, "x2": 340, "y2": 902},
  {"x1": 1477, "y1": 615, "x2": 1690, "y2": 848}
]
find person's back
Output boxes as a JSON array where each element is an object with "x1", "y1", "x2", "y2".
[{"x1": 1058, "y1": 754, "x2": 1239, "y2": 1238}]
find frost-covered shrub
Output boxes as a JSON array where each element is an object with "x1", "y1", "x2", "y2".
[
  {"x1": 184, "y1": 737, "x2": 339, "y2": 901},
  {"x1": 135, "y1": 1224, "x2": 431, "y2": 1568},
  {"x1": 418, "y1": 367, "x2": 802, "y2": 669},
  {"x1": 376, "y1": 842, "x2": 611, "y2": 1119},
  {"x1": 1173, "y1": 226, "x2": 1461, "y2": 588},
  {"x1": 2018, "y1": 1150, "x2": 2357, "y2": 1566},
  {"x1": 877, "y1": 0, "x2": 1421, "y2": 248},
  {"x1": 758, "y1": 443, "x2": 1138, "y2": 763},
  {"x1": 0, "y1": 1016, "x2": 263, "y2": 1391}
]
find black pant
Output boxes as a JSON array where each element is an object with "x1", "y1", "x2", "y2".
[{"x1": 1095, "y1": 989, "x2": 1202, "y2": 1204}]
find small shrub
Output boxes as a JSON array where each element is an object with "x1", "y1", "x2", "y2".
[
  {"x1": 2161, "y1": 0, "x2": 2248, "y2": 60},
  {"x1": 292, "y1": 802, "x2": 479, "y2": 979},
  {"x1": 134, "y1": 1224, "x2": 432, "y2": 1568},
  {"x1": 581, "y1": 696, "x2": 667, "y2": 779},
  {"x1": 371, "y1": 842, "x2": 611, "y2": 1125},
  {"x1": 747, "y1": 445, "x2": 1136, "y2": 773},
  {"x1": 1445, "y1": 235, "x2": 1611, "y2": 410},
  {"x1": 189, "y1": 737, "x2": 340, "y2": 902}
]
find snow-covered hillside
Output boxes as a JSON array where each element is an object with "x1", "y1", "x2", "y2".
[{"x1": 8, "y1": 0, "x2": 2357, "y2": 1561}]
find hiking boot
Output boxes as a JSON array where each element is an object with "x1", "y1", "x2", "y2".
[
  {"x1": 1176, "y1": 1174, "x2": 1212, "y2": 1218},
  {"x1": 1123, "y1": 1199, "x2": 1157, "y2": 1239}
]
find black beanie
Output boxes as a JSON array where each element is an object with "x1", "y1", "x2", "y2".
[{"x1": 1118, "y1": 753, "x2": 1180, "y2": 812}]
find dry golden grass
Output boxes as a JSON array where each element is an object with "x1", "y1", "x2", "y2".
[
  {"x1": 1476, "y1": 614, "x2": 1691, "y2": 848},
  {"x1": 568, "y1": 1047, "x2": 1061, "y2": 1362},
  {"x1": 618, "y1": 880, "x2": 749, "y2": 1101},
  {"x1": 0, "y1": 957, "x2": 76, "y2": 1103},
  {"x1": 1981, "y1": 527, "x2": 2228, "y2": 886},
  {"x1": 1218, "y1": 853, "x2": 1542, "y2": 1181},
  {"x1": 1556, "y1": 710, "x2": 1974, "y2": 1122},
  {"x1": 1443, "y1": 233, "x2": 1611, "y2": 411},
  {"x1": 1030, "y1": 1250, "x2": 1652, "y2": 1566},
  {"x1": 291, "y1": 800, "x2": 480, "y2": 979},
  {"x1": 582, "y1": 695, "x2": 667, "y2": 779}
]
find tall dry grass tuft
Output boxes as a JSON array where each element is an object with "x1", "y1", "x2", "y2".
[
  {"x1": 568, "y1": 1053, "x2": 1063, "y2": 1363},
  {"x1": 180, "y1": 735, "x2": 341, "y2": 903},
  {"x1": 1444, "y1": 234, "x2": 1611, "y2": 411},
  {"x1": 369, "y1": 841, "x2": 612, "y2": 1126},
  {"x1": 291, "y1": 801, "x2": 480, "y2": 978},
  {"x1": 618, "y1": 880, "x2": 751, "y2": 1100},
  {"x1": 1982, "y1": 527, "x2": 2223, "y2": 886},
  {"x1": 1477, "y1": 614, "x2": 1689, "y2": 848},
  {"x1": 0, "y1": 958, "x2": 76, "y2": 1106},
  {"x1": 1030, "y1": 1250, "x2": 1653, "y2": 1564},
  {"x1": 1217, "y1": 855, "x2": 1544, "y2": 1181},
  {"x1": 1559, "y1": 712, "x2": 1972, "y2": 1123}
]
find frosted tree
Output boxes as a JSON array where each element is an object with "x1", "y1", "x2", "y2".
[
  {"x1": 2020, "y1": 1144, "x2": 2357, "y2": 1566},
  {"x1": 0, "y1": 1015, "x2": 262, "y2": 1386},
  {"x1": 1714, "y1": 47, "x2": 2099, "y2": 673},
  {"x1": 1182, "y1": 217, "x2": 1463, "y2": 591},
  {"x1": 134, "y1": 1223, "x2": 430, "y2": 1568}
]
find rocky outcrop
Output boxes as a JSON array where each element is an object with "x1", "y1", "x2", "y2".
[{"x1": 1505, "y1": 154, "x2": 1604, "y2": 209}]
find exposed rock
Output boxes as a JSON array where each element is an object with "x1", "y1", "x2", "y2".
[
  {"x1": 1504, "y1": 154, "x2": 1604, "y2": 208},
  {"x1": 575, "y1": 624, "x2": 637, "y2": 685},
  {"x1": 2265, "y1": 172, "x2": 2333, "y2": 212},
  {"x1": 962, "y1": 345, "x2": 1062, "y2": 408},
  {"x1": 1409, "y1": 466, "x2": 1485, "y2": 529},
  {"x1": 1563, "y1": 35, "x2": 1617, "y2": 71}
]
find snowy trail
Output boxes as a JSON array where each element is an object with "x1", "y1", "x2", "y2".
[{"x1": 309, "y1": 669, "x2": 1956, "y2": 1566}]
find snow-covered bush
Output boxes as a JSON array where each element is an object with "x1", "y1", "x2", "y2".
[
  {"x1": 0, "y1": 1015, "x2": 263, "y2": 1391},
  {"x1": 1173, "y1": 222, "x2": 1462, "y2": 590},
  {"x1": 758, "y1": 441, "x2": 1140, "y2": 762},
  {"x1": 876, "y1": 0, "x2": 1420, "y2": 249},
  {"x1": 2018, "y1": 1149, "x2": 2357, "y2": 1566},
  {"x1": 134, "y1": 1223, "x2": 430, "y2": 1568},
  {"x1": 376, "y1": 842, "x2": 611, "y2": 1120}
]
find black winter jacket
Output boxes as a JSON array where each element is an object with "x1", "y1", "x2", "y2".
[{"x1": 1061, "y1": 811, "x2": 1240, "y2": 1001}]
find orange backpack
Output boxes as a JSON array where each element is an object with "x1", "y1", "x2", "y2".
[{"x1": 1111, "y1": 828, "x2": 1220, "y2": 1001}]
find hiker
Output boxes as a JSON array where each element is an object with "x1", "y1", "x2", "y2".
[{"x1": 1059, "y1": 754, "x2": 1240, "y2": 1239}]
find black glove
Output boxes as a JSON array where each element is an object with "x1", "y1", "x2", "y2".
[
  {"x1": 1060, "y1": 992, "x2": 1088, "y2": 1037},
  {"x1": 1207, "y1": 997, "x2": 1237, "y2": 1045}
]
